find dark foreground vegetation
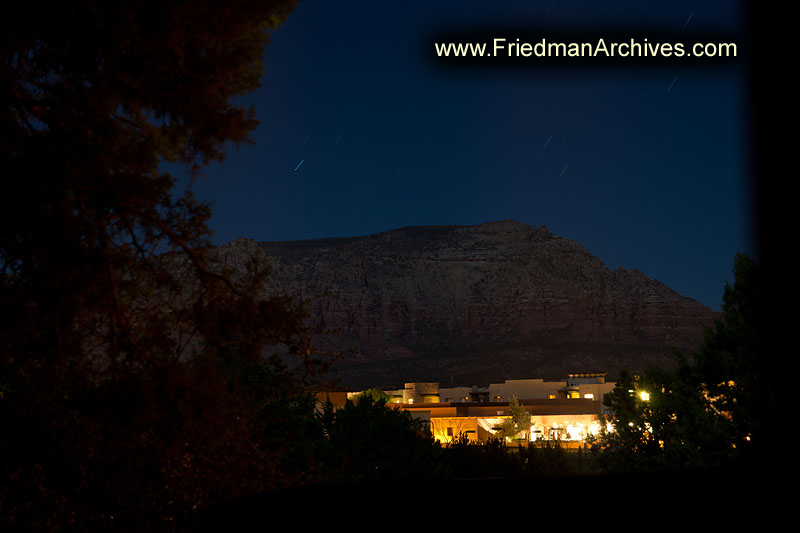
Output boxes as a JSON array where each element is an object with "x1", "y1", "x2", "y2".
[
  {"x1": 195, "y1": 463, "x2": 774, "y2": 528},
  {"x1": 592, "y1": 253, "x2": 771, "y2": 473},
  {"x1": 2, "y1": 2, "x2": 777, "y2": 530}
]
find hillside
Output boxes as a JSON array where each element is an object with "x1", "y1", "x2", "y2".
[{"x1": 214, "y1": 220, "x2": 717, "y2": 389}]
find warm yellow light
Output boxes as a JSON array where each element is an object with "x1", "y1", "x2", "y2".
[
  {"x1": 566, "y1": 424, "x2": 582, "y2": 440},
  {"x1": 584, "y1": 393, "x2": 594, "y2": 399},
  {"x1": 639, "y1": 391, "x2": 650, "y2": 401}
]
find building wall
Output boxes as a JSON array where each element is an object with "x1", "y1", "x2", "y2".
[
  {"x1": 530, "y1": 414, "x2": 602, "y2": 441},
  {"x1": 385, "y1": 388, "x2": 405, "y2": 403},
  {"x1": 401, "y1": 400, "x2": 604, "y2": 443},
  {"x1": 488, "y1": 378, "x2": 567, "y2": 402},
  {"x1": 430, "y1": 417, "x2": 480, "y2": 444},
  {"x1": 438, "y1": 386, "x2": 473, "y2": 403},
  {"x1": 315, "y1": 391, "x2": 349, "y2": 412},
  {"x1": 566, "y1": 373, "x2": 607, "y2": 386},
  {"x1": 386, "y1": 377, "x2": 615, "y2": 407},
  {"x1": 403, "y1": 382, "x2": 440, "y2": 404},
  {"x1": 401, "y1": 399, "x2": 601, "y2": 417},
  {"x1": 427, "y1": 413, "x2": 602, "y2": 444},
  {"x1": 571, "y1": 382, "x2": 616, "y2": 413}
]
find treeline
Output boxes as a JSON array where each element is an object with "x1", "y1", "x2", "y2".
[
  {"x1": 590, "y1": 252, "x2": 770, "y2": 473},
  {"x1": 2, "y1": 2, "x2": 773, "y2": 529}
]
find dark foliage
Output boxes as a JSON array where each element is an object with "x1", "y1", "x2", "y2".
[
  {"x1": 444, "y1": 435, "x2": 516, "y2": 478},
  {"x1": 592, "y1": 253, "x2": 769, "y2": 472},
  {"x1": 316, "y1": 395, "x2": 449, "y2": 484},
  {"x1": 0, "y1": 1, "x2": 332, "y2": 529},
  {"x1": 443, "y1": 434, "x2": 578, "y2": 479},
  {"x1": 689, "y1": 252, "x2": 768, "y2": 458}
]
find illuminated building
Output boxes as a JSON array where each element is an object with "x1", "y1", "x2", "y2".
[
  {"x1": 396, "y1": 398, "x2": 604, "y2": 445},
  {"x1": 340, "y1": 373, "x2": 616, "y2": 444}
]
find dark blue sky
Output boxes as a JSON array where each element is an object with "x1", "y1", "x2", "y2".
[{"x1": 179, "y1": 0, "x2": 750, "y2": 311}]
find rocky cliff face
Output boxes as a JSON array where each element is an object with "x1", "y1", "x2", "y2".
[{"x1": 216, "y1": 221, "x2": 717, "y2": 389}]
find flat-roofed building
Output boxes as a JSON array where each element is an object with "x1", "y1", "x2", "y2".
[
  {"x1": 488, "y1": 378, "x2": 567, "y2": 402},
  {"x1": 438, "y1": 386, "x2": 473, "y2": 403},
  {"x1": 396, "y1": 399, "x2": 603, "y2": 444},
  {"x1": 560, "y1": 373, "x2": 616, "y2": 413},
  {"x1": 403, "y1": 382, "x2": 440, "y2": 404}
]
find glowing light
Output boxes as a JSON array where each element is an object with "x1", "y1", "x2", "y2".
[
  {"x1": 639, "y1": 391, "x2": 650, "y2": 401},
  {"x1": 566, "y1": 424, "x2": 582, "y2": 440}
]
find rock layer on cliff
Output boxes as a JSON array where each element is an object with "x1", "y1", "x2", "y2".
[{"x1": 216, "y1": 221, "x2": 717, "y2": 389}]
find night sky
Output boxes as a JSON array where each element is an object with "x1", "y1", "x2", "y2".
[{"x1": 177, "y1": 0, "x2": 750, "y2": 311}]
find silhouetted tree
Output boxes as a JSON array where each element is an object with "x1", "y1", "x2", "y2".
[
  {"x1": 594, "y1": 367, "x2": 729, "y2": 471},
  {"x1": 688, "y1": 252, "x2": 768, "y2": 458},
  {"x1": 318, "y1": 395, "x2": 448, "y2": 484},
  {"x1": 0, "y1": 1, "x2": 323, "y2": 529},
  {"x1": 593, "y1": 253, "x2": 766, "y2": 472}
]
